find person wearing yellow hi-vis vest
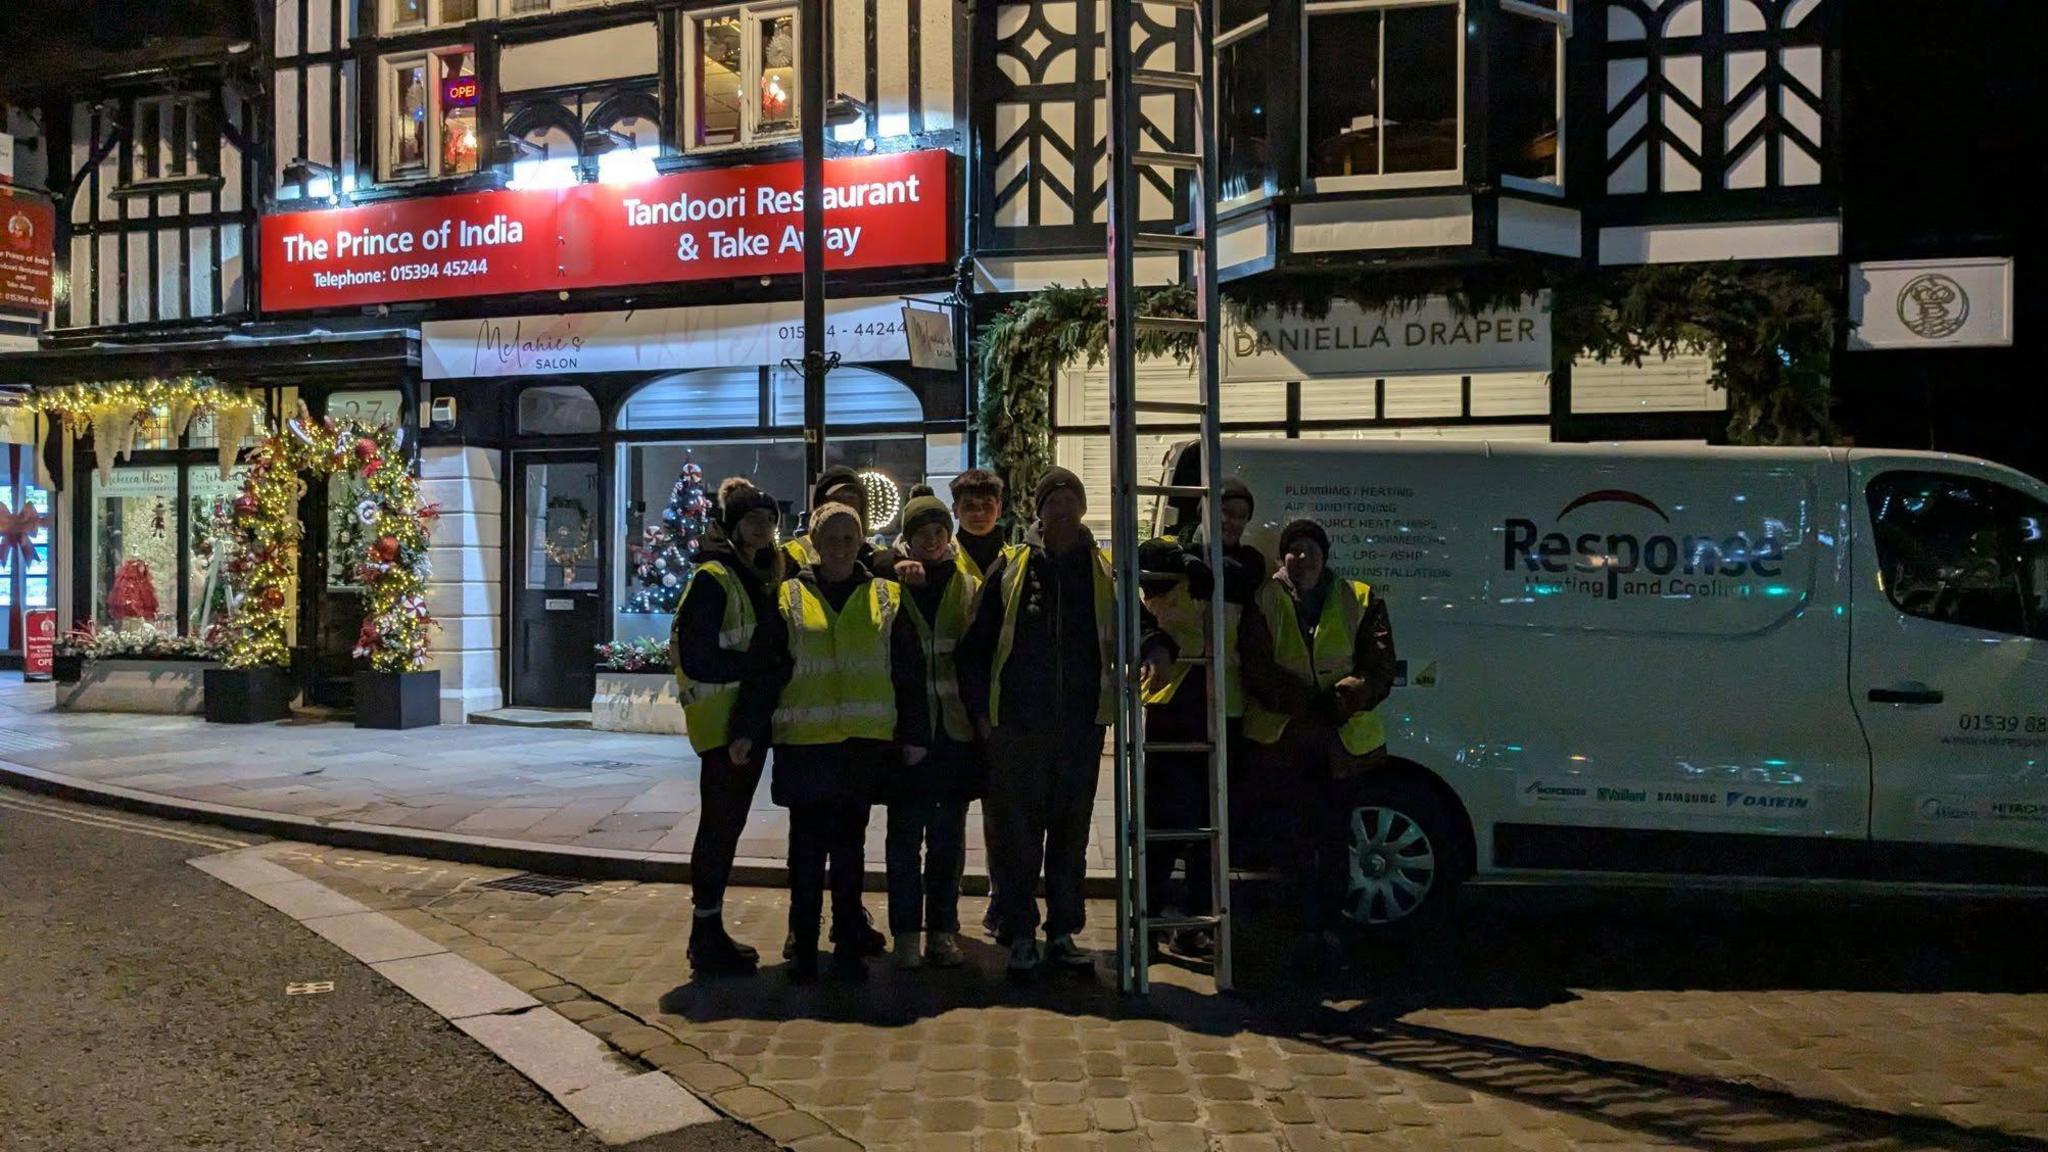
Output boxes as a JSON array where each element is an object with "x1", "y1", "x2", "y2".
[
  {"x1": 956, "y1": 466, "x2": 1115, "y2": 977},
  {"x1": 731, "y1": 502, "x2": 929, "y2": 983},
  {"x1": 669, "y1": 478, "x2": 786, "y2": 976},
  {"x1": 1246, "y1": 517, "x2": 1398, "y2": 947},
  {"x1": 949, "y1": 467, "x2": 1008, "y2": 581},
  {"x1": 782, "y1": 466, "x2": 883, "y2": 571},
  {"x1": 878, "y1": 494, "x2": 985, "y2": 971}
]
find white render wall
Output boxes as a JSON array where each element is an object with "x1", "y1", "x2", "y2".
[{"x1": 421, "y1": 445, "x2": 504, "y2": 723}]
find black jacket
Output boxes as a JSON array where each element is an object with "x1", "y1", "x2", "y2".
[
  {"x1": 956, "y1": 524, "x2": 1106, "y2": 733},
  {"x1": 880, "y1": 555, "x2": 987, "y2": 804},
  {"x1": 734, "y1": 564, "x2": 929, "y2": 808},
  {"x1": 668, "y1": 532, "x2": 786, "y2": 691}
]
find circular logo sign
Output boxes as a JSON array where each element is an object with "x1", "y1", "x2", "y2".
[{"x1": 1897, "y1": 272, "x2": 1969, "y2": 340}]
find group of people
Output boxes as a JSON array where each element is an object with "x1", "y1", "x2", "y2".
[{"x1": 669, "y1": 462, "x2": 1396, "y2": 983}]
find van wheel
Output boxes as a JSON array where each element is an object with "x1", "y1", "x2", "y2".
[{"x1": 1341, "y1": 778, "x2": 1462, "y2": 930}]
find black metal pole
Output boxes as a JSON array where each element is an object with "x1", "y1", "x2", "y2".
[{"x1": 800, "y1": 0, "x2": 830, "y2": 492}]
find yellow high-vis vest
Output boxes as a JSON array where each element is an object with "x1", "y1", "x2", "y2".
[
  {"x1": 672, "y1": 562, "x2": 758, "y2": 755},
  {"x1": 902, "y1": 567, "x2": 980, "y2": 742},
  {"x1": 782, "y1": 534, "x2": 819, "y2": 570},
  {"x1": 1244, "y1": 577, "x2": 1387, "y2": 756},
  {"x1": 987, "y1": 542, "x2": 1117, "y2": 727},
  {"x1": 1139, "y1": 577, "x2": 1246, "y2": 717},
  {"x1": 772, "y1": 576, "x2": 902, "y2": 745}
]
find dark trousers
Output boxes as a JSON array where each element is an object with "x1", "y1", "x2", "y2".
[
  {"x1": 986, "y1": 722, "x2": 1106, "y2": 942},
  {"x1": 787, "y1": 802, "x2": 870, "y2": 950},
  {"x1": 1224, "y1": 717, "x2": 1266, "y2": 870},
  {"x1": 885, "y1": 799, "x2": 969, "y2": 934},
  {"x1": 1145, "y1": 752, "x2": 1213, "y2": 917},
  {"x1": 691, "y1": 748, "x2": 765, "y2": 912},
  {"x1": 1257, "y1": 724, "x2": 1359, "y2": 931}
]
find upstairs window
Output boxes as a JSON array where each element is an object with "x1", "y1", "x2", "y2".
[
  {"x1": 382, "y1": 0, "x2": 479, "y2": 32},
  {"x1": 1218, "y1": 0, "x2": 1271, "y2": 203},
  {"x1": 382, "y1": 48, "x2": 481, "y2": 181},
  {"x1": 131, "y1": 96, "x2": 203, "y2": 183},
  {"x1": 687, "y1": 3, "x2": 800, "y2": 151},
  {"x1": 1495, "y1": 0, "x2": 1569, "y2": 192},
  {"x1": 1304, "y1": 0, "x2": 1461, "y2": 190}
]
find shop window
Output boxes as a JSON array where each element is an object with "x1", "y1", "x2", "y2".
[
  {"x1": 1495, "y1": 0, "x2": 1568, "y2": 191},
  {"x1": 90, "y1": 466, "x2": 182, "y2": 633},
  {"x1": 188, "y1": 465, "x2": 249, "y2": 635},
  {"x1": 382, "y1": 48, "x2": 481, "y2": 181},
  {"x1": 769, "y1": 367, "x2": 923, "y2": 427},
  {"x1": 504, "y1": 100, "x2": 584, "y2": 189},
  {"x1": 1867, "y1": 472, "x2": 2047, "y2": 640},
  {"x1": 130, "y1": 96, "x2": 204, "y2": 184},
  {"x1": 1218, "y1": 1, "x2": 1272, "y2": 203},
  {"x1": 518, "y1": 385, "x2": 602, "y2": 436},
  {"x1": 612, "y1": 438, "x2": 806, "y2": 642},
  {"x1": 1304, "y1": 0, "x2": 1461, "y2": 189},
  {"x1": 0, "y1": 447, "x2": 52, "y2": 653},
  {"x1": 687, "y1": 3, "x2": 799, "y2": 151},
  {"x1": 618, "y1": 368, "x2": 762, "y2": 431}
]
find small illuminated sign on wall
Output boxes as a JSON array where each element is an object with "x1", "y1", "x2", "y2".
[{"x1": 442, "y1": 76, "x2": 480, "y2": 108}]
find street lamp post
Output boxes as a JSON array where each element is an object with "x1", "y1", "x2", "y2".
[{"x1": 799, "y1": 0, "x2": 833, "y2": 493}]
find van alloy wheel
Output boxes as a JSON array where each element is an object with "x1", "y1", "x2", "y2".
[{"x1": 1344, "y1": 805, "x2": 1437, "y2": 925}]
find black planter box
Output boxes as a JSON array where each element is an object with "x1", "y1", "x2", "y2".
[
  {"x1": 52, "y1": 653, "x2": 84, "y2": 684},
  {"x1": 354, "y1": 669, "x2": 440, "y2": 730},
  {"x1": 203, "y1": 666, "x2": 293, "y2": 724}
]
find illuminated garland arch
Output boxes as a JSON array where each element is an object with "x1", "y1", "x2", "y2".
[
  {"x1": 27, "y1": 376, "x2": 264, "y2": 482},
  {"x1": 215, "y1": 412, "x2": 438, "y2": 673}
]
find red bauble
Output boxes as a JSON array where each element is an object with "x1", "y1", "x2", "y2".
[
  {"x1": 262, "y1": 587, "x2": 285, "y2": 609},
  {"x1": 355, "y1": 437, "x2": 377, "y2": 459},
  {"x1": 370, "y1": 535, "x2": 400, "y2": 563},
  {"x1": 234, "y1": 494, "x2": 258, "y2": 517}
]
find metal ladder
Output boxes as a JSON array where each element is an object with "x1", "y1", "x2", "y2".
[{"x1": 1105, "y1": 0, "x2": 1231, "y2": 995}]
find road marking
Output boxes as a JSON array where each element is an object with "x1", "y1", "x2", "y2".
[
  {"x1": 0, "y1": 793, "x2": 247, "y2": 851},
  {"x1": 286, "y1": 981, "x2": 336, "y2": 996}
]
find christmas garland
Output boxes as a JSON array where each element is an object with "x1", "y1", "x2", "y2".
[
  {"x1": 974, "y1": 264, "x2": 1841, "y2": 498},
  {"x1": 28, "y1": 376, "x2": 264, "y2": 483},
  {"x1": 214, "y1": 410, "x2": 439, "y2": 673}
]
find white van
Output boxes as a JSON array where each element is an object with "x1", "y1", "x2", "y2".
[{"x1": 1156, "y1": 438, "x2": 2048, "y2": 926}]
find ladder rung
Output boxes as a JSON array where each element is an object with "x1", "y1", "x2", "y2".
[
  {"x1": 1134, "y1": 148, "x2": 1200, "y2": 170},
  {"x1": 1133, "y1": 399, "x2": 1207, "y2": 414},
  {"x1": 1136, "y1": 483, "x2": 1206, "y2": 499},
  {"x1": 1132, "y1": 68, "x2": 1200, "y2": 93},
  {"x1": 1142, "y1": 742, "x2": 1213, "y2": 754},
  {"x1": 1147, "y1": 915, "x2": 1223, "y2": 934},
  {"x1": 1135, "y1": 231, "x2": 1203, "y2": 253},
  {"x1": 1145, "y1": 827, "x2": 1219, "y2": 842},
  {"x1": 1134, "y1": 315, "x2": 1204, "y2": 335}
]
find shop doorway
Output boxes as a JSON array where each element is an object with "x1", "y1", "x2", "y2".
[
  {"x1": 511, "y1": 451, "x2": 603, "y2": 709},
  {"x1": 303, "y1": 389, "x2": 409, "y2": 709}
]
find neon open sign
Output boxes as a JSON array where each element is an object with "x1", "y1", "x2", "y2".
[{"x1": 443, "y1": 77, "x2": 480, "y2": 108}]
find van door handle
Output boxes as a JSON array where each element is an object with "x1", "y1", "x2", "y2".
[{"x1": 1869, "y1": 686, "x2": 1944, "y2": 705}]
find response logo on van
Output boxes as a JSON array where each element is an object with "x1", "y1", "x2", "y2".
[{"x1": 1504, "y1": 489, "x2": 1786, "y2": 601}]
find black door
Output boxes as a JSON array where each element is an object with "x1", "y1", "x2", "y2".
[{"x1": 511, "y1": 451, "x2": 604, "y2": 708}]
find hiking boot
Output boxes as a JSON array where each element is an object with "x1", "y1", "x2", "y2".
[
  {"x1": 1045, "y1": 934, "x2": 1093, "y2": 971},
  {"x1": 830, "y1": 946, "x2": 870, "y2": 980},
  {"x1": 1006, "y1": 936, "x2": 1040, "y2": 975},
  {"x1": 926, "y1": 932, "x2": 966, "y2": 968},
  {"x1": 687, "y1": 917, "x2": 759, "y2": 976},
  {"x1": 1173, "y1": 928, "x2": 1216, "y2": 958},
  {"x1": 834, "y1": 916, "x2": 887, "y2": 959},
  {"x1": 894, "y1": 932, "x2": 924, "y2": 970},
  {"x1": 787, "y1": 943, "x2": 820, "y2": 984}
]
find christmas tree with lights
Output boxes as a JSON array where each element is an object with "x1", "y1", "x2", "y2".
[{"x1": 624, "y1": 456, "x2": 710, "y2": 614}]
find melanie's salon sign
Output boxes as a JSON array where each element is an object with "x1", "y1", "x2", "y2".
[{"x1": 259, "y1": 150, "x2": 951, "y2": 311}]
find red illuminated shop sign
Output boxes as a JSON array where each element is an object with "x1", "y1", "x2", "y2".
[
  {"x1": 0, "y1": 185, "x2": 56, "y2": 317},
  {"x1": 260, "y1": 149, "x2": 952, "y2": 312},
  {"x1": 442, "y1": 76, "x2": 481, "y2": 108}
]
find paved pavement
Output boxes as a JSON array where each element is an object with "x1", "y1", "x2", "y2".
[
  {"x1": 257, "y1": 838, "x2": 2048, "y2": 1152},
  {"x1": 0, "y1": 785, "x2": 774, "y2": 1152},
  {"x1": 0, "y1": 677, "x2": 1115, "y2": 881}
]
